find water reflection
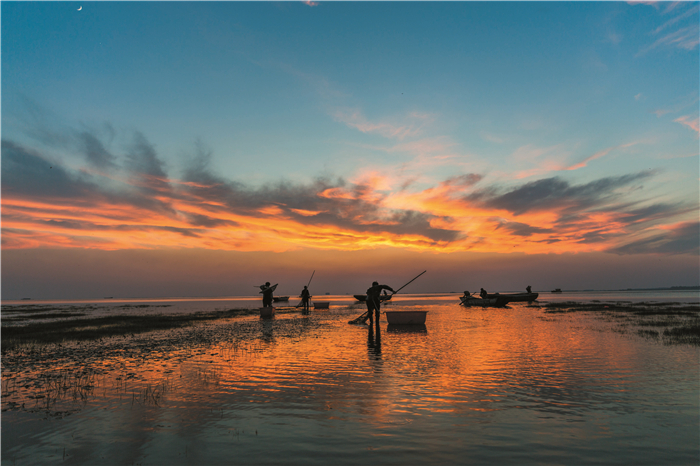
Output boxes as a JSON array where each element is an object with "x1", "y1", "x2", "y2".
[
  {"x1": 386, "y1": 324, "x2": 428, "y2": 333},
  {"x1": 2, "y1": 303, "x2": 698, "y2": 465},
  {"x1": 367, "y1": 324, "x2": 382, "y2": 360}
]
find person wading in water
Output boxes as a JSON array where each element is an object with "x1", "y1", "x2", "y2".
[
  {"x1": 260, "y1": 282, "x2": 274, "y2": 308},
  {"x1": 364, "y1": 281, "x2": 394, "y2": 326},
  {"x1": 300, "y1": 285, "x2": 311, "y2": 312}
]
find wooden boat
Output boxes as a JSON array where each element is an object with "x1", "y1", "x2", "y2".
[
  {"x1": 272, "y1": 296, "x2": 289, "y2": 302},
  {"x1": 460, "y1": 296, "x2": 508, "y2": 307},
  {"x1": 384, "y1": 310, "x2": 427, "y2": 325},
  {"x1": 260, "y1": 307, "x2": 275, "y2": 318},
  {"x1": 484, "y1": 292, "x2": 539, "y2": 303},
  {"x1": 551, "y1": 288, "x2": 562, "y2": 293},
  {"x1": 313, "y1": 301, "x2": 330, "y2": 309},
  {"x1": 353, "y1": 294, "x2": 392, "y2": 302}
]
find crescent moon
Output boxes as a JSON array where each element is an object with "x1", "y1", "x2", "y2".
[{"x1": 78, "y1": 6, "x2": 82, "y2": 10}]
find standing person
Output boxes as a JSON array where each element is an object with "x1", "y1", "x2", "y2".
[
  {"x1": 480, "y1": 288, "x2": 488, "y2": 299},
  {"x1": 364, "y1": 281, "x2": 394, "y2": 326},
  {"x1": 526, "y1": 285, "x2": 532, "y2": 294},
  {"x1": 259, "y1": 282, "x2": 274, "y2": 307},
  {"x1": 300, "y1": 285, "x2": 311, "y2": 312}
]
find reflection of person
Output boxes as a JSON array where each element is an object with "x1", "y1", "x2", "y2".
[
  {"x1": 365, "y1": 281, "x2": 394, "y2": 326},
  {"x1": 480, "y1": 288, "x2": 488, "y2": 298},
  {"x1": 526, "y1": 285, "x2": 532, "y2": 294},
  {"x1": 300, "y1": 286, "x2": 311, "y2": 312},
  {"x1": 259, "y1": 282, "x2": 274, "y2": 307},
  {"x1": 367, "y1": 323, "x2": 381, "y2": 359}
]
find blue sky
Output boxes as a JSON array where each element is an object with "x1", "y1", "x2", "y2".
[{"x1": 2, "y1": 2, "x2": 698, "y2": 298}]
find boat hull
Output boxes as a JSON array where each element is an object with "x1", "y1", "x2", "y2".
[
  {"x1": 484, "y1": 292, "x2": 539, "y2": 302},
  {"x1": 353, "y1": 294, "x2": 392, "y2": 302},
  {"x1": 460, "y1": 297, "x2": 507, "y2": 307},
  {"x1": 313, "y1": 302, "x2": 330, "y2": 309},
  {"x1": 384, "y1": 310, "x2": 427, "y2": 325},
  {"x1": 273, "y1": 296, "x2": 289, "y2": 302}
]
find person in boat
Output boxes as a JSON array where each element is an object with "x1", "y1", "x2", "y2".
[
  {"x1": 480, "y1": 288, "x2": 488, "y2": 299},
  {"x1": 300, "y1": 285, "x2": 311, "y2": 312},
  {"x1": 259, "y1": 282, "x2": 274, "y2": 308},
  {"x1": 526, "y1": 285, "x2": 532, "y2": 294},
  {"x1": 364, "y1": 281, "x2": 394, "y2": 326}
]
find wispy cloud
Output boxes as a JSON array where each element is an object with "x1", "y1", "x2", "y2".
[
  {"x1": 333, "y1": 108, "x2": 433, "y2": 140},
  {"x1": 652, "y1": 4, "x2": 699, "y2": 35},
  {"x1": 674, "y1": 115, "x2": 700, "y2": 135}
]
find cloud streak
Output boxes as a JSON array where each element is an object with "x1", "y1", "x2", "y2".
[{"x1": 2, "y1": 126, "x2": 697, "y2": 256}]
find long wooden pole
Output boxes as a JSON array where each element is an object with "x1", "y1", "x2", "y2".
[
  {"x1": 306, "y1": 270, "x2": 316, "y2": 288},
  {"x1": 348, "y1": 270, "x2": 427, "y2": 324}
]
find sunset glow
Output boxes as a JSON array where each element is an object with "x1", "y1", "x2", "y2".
[{"x1": 2, "y1": 1, "x2": 698, "y2": 298}]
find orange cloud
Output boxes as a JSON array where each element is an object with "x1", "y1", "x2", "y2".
[{"x1": 3, "y1": 138, "x2": 696, "y2": 257}]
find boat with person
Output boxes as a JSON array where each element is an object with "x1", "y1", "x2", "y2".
[
  {"x1": 272, "y1": 296, "x2": 289, "y2": 302},
  {"x1": 551, "y1": 288, "x2": 562, "y2": 293}
]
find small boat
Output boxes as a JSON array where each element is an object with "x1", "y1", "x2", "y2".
[
  {"x1": 260, "y1": 307, "x2": 275, "y2": 318},
  {"x1": 353, "y1": 294, "x2": 392, "y2": 302},
  {"x1": 272, "y1": 296, "x2": 289, "y2": 302},
  {"x1": 384, "y1": 310, "x2": 427, "y2": 325},
  {"x1": 551, "y1": 288, "x2": 562, "y2": 293},
  {"x1": 460, "y1": 296, "x2": 508, "y2": 307},
  {"x1": 484, "y1": 292, "x2": 539, "y2": 303},
  {"x1": 313, "y1": 301, "x2": 330, "y2": 309}
]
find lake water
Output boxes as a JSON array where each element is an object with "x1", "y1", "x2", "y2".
[{"x1": 2, "y1": 292, "x2": 699, "y2": 465}]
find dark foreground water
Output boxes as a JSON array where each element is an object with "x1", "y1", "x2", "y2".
[{"x1": 2, "y1": 294, "x2": 699, "y2": 465}]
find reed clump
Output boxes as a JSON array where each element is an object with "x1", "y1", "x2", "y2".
[
  {"x1": 543, "y1": 301, "x2": 700, "y2": 345},
  {"x1": 1, "y1": 308, "x2": 259, "y2": 353}
]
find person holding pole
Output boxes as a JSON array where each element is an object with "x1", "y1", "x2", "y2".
[{"x1": 364, "y1": 281, "x2": 394, "y2": 326}]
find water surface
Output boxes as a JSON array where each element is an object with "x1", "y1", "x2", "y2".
[{"x1": 2, "y1": 296, "x2": 698, "y2": 465}]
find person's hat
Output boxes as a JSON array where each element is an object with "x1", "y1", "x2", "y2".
[{"x1": 265, "y1": 282, "x2": 270, "y2": 286}]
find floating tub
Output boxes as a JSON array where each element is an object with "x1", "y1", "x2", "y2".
[
  {"x1": 384, "y1": 310, "x2": 427, "y2": 325},
  {"x1": 313, "y1": 302, "x2": 330, "y2": 309}
]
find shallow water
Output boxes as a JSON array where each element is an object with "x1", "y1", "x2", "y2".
[{"x1": 2, "y1": 298, "x2": 699, "y2": 465}]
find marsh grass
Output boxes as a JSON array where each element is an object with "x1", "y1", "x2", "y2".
[
  {"x1": 1, "y1": 308, "x2": 259, "y2": 352},
  {"x1": 543, "y1": 301, "x2": 700, "y2": 345}
]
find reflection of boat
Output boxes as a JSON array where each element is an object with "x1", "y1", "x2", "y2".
[
  {"x1": 353, "y1": 294, "x2": 392, "y2": 302},
  {"x1": 384, "y1": 310, "x2": 427, "y2": 325},
  {"x1": 484, "y1": 292, "x2": 539, "y2": 303},
  {"x1": 313, "y1": 302, "x2": 330, "y2": 309},
  {"x1": 260, "y1": 307, "x2": 275, "y2": 318},
  {"x1": 387, "y1": 323, "x2": 427, "y2": 333},
  {"x1": 551, "y1": 289, "x2": 562, "y2": 293},
  {"x1": 272, "y1": 296, "x2": 289, "y2": 302},
  {"x1": 460, "y1": 296, "x2": 508, "y2": 307}
]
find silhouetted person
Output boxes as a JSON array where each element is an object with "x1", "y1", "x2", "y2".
[
  {"x1": 364, "y1": 281, "x2": 394, "y2": 326},
  {"x1": 480, "y1": 288, "x2": 488, "y2": 299},
  {"x1": 259, "y1": 282, "x2": 274, "y2": 307},
  {"x1": 300, "y1": 286, "x2": 311, "y2": 312},
  {"x1": 526, "y1": 285, "x2": 532, "y2": 294}
]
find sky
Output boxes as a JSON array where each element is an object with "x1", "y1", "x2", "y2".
[{"x1": 2, "y1": 1, "x2": 698, "y2": 300}]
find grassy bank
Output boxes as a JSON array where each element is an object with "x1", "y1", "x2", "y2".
[
  {"x1": 543, "y1": 301, "x2": 700, "y2": 345},
  {"x1": 1, "y1": 307, "x2": 267, "y2": 352}
]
